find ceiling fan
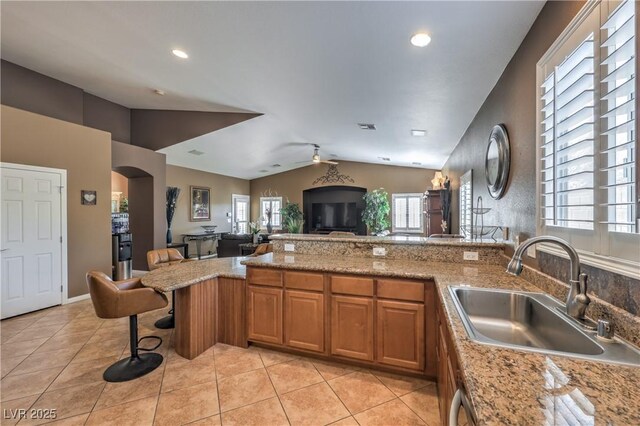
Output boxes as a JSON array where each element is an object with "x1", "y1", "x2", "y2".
[{"x1": 302, "y1": 144, "x2": 338, "y2": 165}]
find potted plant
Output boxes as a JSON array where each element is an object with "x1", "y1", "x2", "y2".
[
  {"x1": 280, "y1": 201, "x2": 303, "y2": 233},
  {"x1": 248, "y1": 221, "x2": 261, "y2": 244},
  {"x1": 166, "y1": 187, "x2": 180, "y2": 243},
  {"x1": 284, "y1": 216, "x2": 304, "y2": 234},
  {"x1": 362, "y1": 188, "x2": 390, "y2": 236}
]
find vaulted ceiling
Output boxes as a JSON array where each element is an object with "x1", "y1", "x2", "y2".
[{"x1": 1, "y1": 1, "x2": 544, "y2": 179}]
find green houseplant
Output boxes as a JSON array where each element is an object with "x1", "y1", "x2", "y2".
[
  {"x1": 283, "y1": 216, "x2": 304, "y2": 234},
  {"x1": 362, "y1": 188, "x2": 390, "y2": 235},
  {"x1": 280, "y1": 201, "x2": 303, "y2": 232}
]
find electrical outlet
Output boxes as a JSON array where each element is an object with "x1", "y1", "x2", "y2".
[
  {"x1": 463, "y1": 251, "x2": 479, "y2": 261},
  {"x1": 284, "y1": 255, "x2": 295, "y2": 263},
  {"x1": 373, "y1": 247, "x2": 386, "y2": 257},
  {"x1": 284, "y1": 243, "x2": 295, "y2": 252},
  {"x1": 527, "y1": 246, "x2": 537, "y2": 258},
  {"x1": 373, "y1": 261, "x2": 387, "y2": 270}
]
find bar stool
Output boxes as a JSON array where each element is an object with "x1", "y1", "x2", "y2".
[
  {"x1": 147, "y1": 248, "x2": 192, "y2": 329},
  {"x1": 86, "y1": 271, "x2": 168, "y2": 382}
]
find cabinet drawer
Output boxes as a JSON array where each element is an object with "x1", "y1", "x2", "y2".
[
  {"x1": 377, "y1": 279, "x2": 424, "y2": 302},
  {"x1": 331, "y1": 276, "x2": 374, "y2": 296},
  {"x1": 247, "y1": 268, "x2": 283, "y2": 287},
  {"x1": 284, "y1": 271, "x2": 324, "y2": 292}
]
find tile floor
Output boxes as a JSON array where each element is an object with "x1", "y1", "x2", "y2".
[{"x1": 0, "y1": 299, "x2": 441, "y2": 425}]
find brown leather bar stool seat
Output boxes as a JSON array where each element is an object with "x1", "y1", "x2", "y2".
[
  {"x1": 247, "y1": 243, "x2": 273, "y2": 257},
  {"x1": 147, "y1": 248, "x2": 192, "y2": 329},
  {"x1": 86, "y1": 271, "x2": 168, "y2": 382}
]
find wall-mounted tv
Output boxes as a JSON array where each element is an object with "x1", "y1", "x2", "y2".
[{"x1": 311, "y1": 202, "x2": 357, "y2": 229}]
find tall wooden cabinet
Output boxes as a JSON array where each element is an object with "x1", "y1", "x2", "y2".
[{"x1": 424, "y1": 189, "x2": 451, "y2": 236}]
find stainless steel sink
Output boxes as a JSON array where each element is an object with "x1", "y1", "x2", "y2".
[{"x1": 449, "y1": 286, "x2": 640, "y2": 366}]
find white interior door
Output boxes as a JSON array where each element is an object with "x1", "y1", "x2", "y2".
[
  {"x1": 1, "y1": 165, "x2": 64, "y2": 319},
  {"x1": 232, "y1": 195, "x2": 250, "y2": 234}
]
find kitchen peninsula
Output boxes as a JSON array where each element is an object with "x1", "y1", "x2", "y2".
[{"x1": 140, "y1": 234, "x2": 640, "y2": 425}]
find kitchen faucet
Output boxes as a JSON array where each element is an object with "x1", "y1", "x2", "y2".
[{"x1": 506, "y1": 236, "x2": 590, "y2": 320}]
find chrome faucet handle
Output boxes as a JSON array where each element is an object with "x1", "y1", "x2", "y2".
[
  {"x1": 578, "y1": 273, "x2": 589, "y2": 295},
  {"x1": 597, "y1": 319, "x2": 614, "y2": 340}
]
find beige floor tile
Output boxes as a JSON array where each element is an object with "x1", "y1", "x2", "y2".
[
  {"x1": 267, "y1": 359, "x2": 323, "y2": 395},
  {"x1": 32, "y1": 332, "x2": 94, "y2": 354},
  {"x1": 48, "y1": 356, "x2": 118, "y2": 391},
  {"x1": 186, "y1": 414, "x2": 222, "y2": 425},
  {"x1": 312, "y1": 360, "x2": 360, "y2": 381},
  {"x1": 372, "y1": 370, "x2": 431, "y2": 396},
  {"x1": 5, "y1": 324, "x2": 65, "y2": 343},
  {"x1": 85, "y1": 396, "x2": 157, "y2": 426},
  {"x1": 0, "y1": 367, "x2": 63, "y2": 402},
  {"x1": 0, "y1": 395, "x2": 38, "y2": 426},
  {"x1": 161, "y1": 354, "x2": 216, "y2": 393},
  {"x1": 214, "y1": 350, "x2": 263, "y2": 379},
  {"x1": 21, "y1": 382, "x2": 105, "y2": 425},
  {"x1": 354, "y1": 399, "x2": 426, "y2": 425},
  {"x1": 1, "y1": 338, "x2": 48, "y2": 357},
  {"x1": 249, "y1": 346, "x2": 298, "y2": 367},
  {"x1": 399, "y1": 383, "x2": 441, "y2": 425},
  {"x1": 328, "y1": 371, "x2": 396, "y2": 415},
  {"x1": 217, "y1": 368, "x2": 276, "y2": 412},
  {"x1": 71, "y1": 337, "x2": 127, "y2": 363},
  {"x1": 94, "y1": 365, "x2": 164, "y2": 410},
  {"x1": 1, "y1": 355, "x2": 27, "y2": 378},
  {"x1": 221, "y1": 397, "x2": 289, "y2": 426},
  {"x1": 11, "y1": 346, "x2": 82, "y2": 376},
  {"x1": 280, "y1": 382, "x2": 349, "y2": 425},
  {"x1": 42, "y1": 413, "x2": 90, "y2": 425},
  {"x1": 55, "y1": 320, "x2": 102, "y2": 336},
  {"x1": 329, "y1": 417, "x2": 359, "y2": 425},
  {"x1": 212, "y1": 343, "x2": 245, "y2": 357},
  {"x1": 0, "y1": 318, "x2": 38, "y2": 335},
  {"x1": 154, "y1": 381, "x2": 219, "y2": 426}
]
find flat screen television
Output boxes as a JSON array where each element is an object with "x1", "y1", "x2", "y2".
[{"x1": 311, "y1": 202, "x2": 358, "y2": 230}]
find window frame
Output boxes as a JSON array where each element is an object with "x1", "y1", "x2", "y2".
[
  {"x1": 260, "y1": 196, "x2": 283, "y2": 229},
  {"x1": 231, "y1": 194, "x2": 250, "y2": 234},
  {"x1": 535, "y1": 0, "x2": 639, "y2": 278},
  {"x1": 391, "y1": 193, "x2": 424, "y2": 234}
]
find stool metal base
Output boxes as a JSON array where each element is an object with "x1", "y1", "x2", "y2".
[
  {"x1": 103, "y1": 353, "x2": 163, "y2": 382},
  {"x1": 154, "y1": 314, "x2": 174, "y2": 329}
]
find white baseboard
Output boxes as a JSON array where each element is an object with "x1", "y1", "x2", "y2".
[{"x1": 64, "y1": 294, "x2": 90, "y2": 304}]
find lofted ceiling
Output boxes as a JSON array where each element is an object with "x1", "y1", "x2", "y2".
[{"x1": 1, "y1": 1, "x2": 545, "y2": 179}]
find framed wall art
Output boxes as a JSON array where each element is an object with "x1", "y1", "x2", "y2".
[{"x1": 190, "y1": 186, "x2": 211, "y2": 221}]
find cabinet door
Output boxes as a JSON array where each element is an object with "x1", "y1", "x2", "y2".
[
  {"x1": 285, "y1": 290, "x2": 324, "y2": 352},
  {"x1": 331, "y1": 295, "x2": 374, "y2": 361},
  {"x1": 437, "y1": 323, "x2": 449, "y2": 426},
  {"x1": 247, "y1": 286, "x2": 283, "y2": 344},
  {"x1": 376, "y1": 300, "x2": 425, "y2": 370}
]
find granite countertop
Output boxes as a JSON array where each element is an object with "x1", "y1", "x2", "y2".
[
  {"x1": 141, "y1": 257, "x2": 247, "y2": 292},
  {"x1": 269, "y1": 233, "x2": 506, "y2": 248},
  {"x1": 242, "y1": 253, "x2": 640, "y2": 425}
]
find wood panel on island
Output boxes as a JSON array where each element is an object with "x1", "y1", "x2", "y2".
[{"x1": 246, "y1": 267, "x2": 437, "y2": 376}]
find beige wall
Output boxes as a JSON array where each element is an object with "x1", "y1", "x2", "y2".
[
  {"x1": 1, "y1": 106, "x2": 112, "y2": 298},
  {"x1": 166, "y1": 165, "x2": 250, "y2": 253},
  {"x1": 111, "y1": 171, "x2": 128, "y2": 199},
  {"x1": 249, "y1": 160, "x2": 437, "y2": 220}
]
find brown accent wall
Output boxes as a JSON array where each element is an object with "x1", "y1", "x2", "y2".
[
  {"x1": 112, "y1": 142, "x2": 166, "y2": 270},
  {"x1": 167, "y1": 165, "x2": 250, "y2": 254},
  {"x1": 442, "y1": 0, "x2": 585, "y2": 240},
  {"x1": 249, "y1": 161, "x2": 437, "y2": 223},
  {"x1": 1, "y1": 106, "x2": 112, "y2": 298},
  {"x1": 83, "y1": 93, "x2": 131, "y2": 143}
]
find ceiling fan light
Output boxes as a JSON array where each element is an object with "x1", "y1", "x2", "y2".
[{"x1": 312, "y1": 154, "x2": 320, "y2": 163}]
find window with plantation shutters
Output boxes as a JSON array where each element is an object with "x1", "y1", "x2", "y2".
[
  {"x1": 392, "y1": 193, "x2": 423, "y2": 233},
  {"x1": 459, "y1": 170, "x2": 472, "y2": 237},
  {"x1": 260, "y1": 197, "x2": 282, "y2": 228},
  {"x1": 537, "y1": 0, "x2": 639, "y2": 272}
]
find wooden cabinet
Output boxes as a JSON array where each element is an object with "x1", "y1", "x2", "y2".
[
  {"x1": 376, "y1": 300, "x2": 424, "y2": 370},
  {"x1": 436, "y1": 296, "x2": 460, "y2": 426},
  {"x1": 424, "y1": 189, "x2": 451, "y2": 237},
  {"x1": 247, "y1": 286, "x2": 283, "y2": 344},
  {"x1": 331, "y1": 295, "x2": 374, "y2": 361},
  {"x1": 284, "y1": 290, "x2": 324, "y2": 352}
]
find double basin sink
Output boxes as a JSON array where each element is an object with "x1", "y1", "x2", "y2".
[{"x1": 448, "y1": 286, "x2": 640, "y2": 367}]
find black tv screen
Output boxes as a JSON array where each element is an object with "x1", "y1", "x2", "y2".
[{"x1": 312, "y1": 202, "x2": 357, "y2": 229}]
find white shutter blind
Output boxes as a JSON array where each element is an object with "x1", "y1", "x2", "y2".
[
  {"x1": 394, "y1": 197, "x2": 408, "y2": 229},
  {"x1": 540, "y1": 33, "x2": 596, "y2": 230},
  {"x1": 600, "y1": 0, "x2": 636, "y2": 233},
  {"x1": 392, "y1": 194, "x2": 423, "y2": 232},
  {"x1": 459, "y1": 170, "x2": 472, "y2": 236}
]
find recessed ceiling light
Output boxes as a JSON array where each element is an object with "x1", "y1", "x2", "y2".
[
  {"x1": 412, "y1": 162, "x2": 422, "y2": 166},
  {"x1": 259, "y1": 169, "x2": 269, "y2": 173},
  {"x1": 378, "y1": 157, "x2": 391, "y2": 162},
  {"x1": 153, "y1": 89, "x2": 165, "y2": 96},
  {"x1": 410, "y1": 33, "x2": 431, "y2": 47},
  {"x1": 358, "y1": 123, "x2": 376, "y2": 130},
  {"x1": 271, "y1": 164, "x2": 281, "y2": 168},
  {"x1": 411, "y1": 129, "x2": 427, "y2": 137},
  {"x1": 172, "y1": 49, "x2": 189, "y2": 59},
  {"x1": 188, "y1": 149, "x2": 204, "y2": 156}
]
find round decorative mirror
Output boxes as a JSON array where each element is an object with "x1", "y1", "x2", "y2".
[{"x1": 485, "y1": 124, "x2": 510, "y2": 199}]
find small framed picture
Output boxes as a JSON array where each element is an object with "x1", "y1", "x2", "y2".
[
  {"x1": 190, "y1": 186, "x2": 211, "y2": 221},
  {"x1": 81, "y1": 190, "x2": 97, "y2": 206}
]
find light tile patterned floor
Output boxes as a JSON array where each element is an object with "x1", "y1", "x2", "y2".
[{"x1": 0, "y1": 299, "x2": 441, "y2": 425}]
